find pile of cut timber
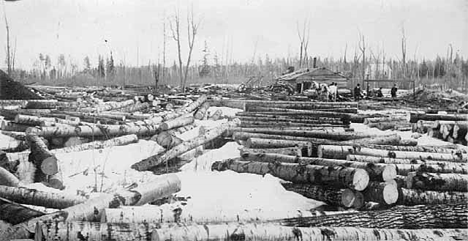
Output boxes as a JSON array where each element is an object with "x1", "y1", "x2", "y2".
[{"x1": 409, "y1": 112, "x2": 468, "y2": 145}]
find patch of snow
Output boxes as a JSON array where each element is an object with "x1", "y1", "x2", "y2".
[{"x1": 180, "y1": 142, "x2": 241, "y2": 172}]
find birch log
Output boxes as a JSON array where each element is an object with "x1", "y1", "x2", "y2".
[
  {"x1": 398, "y1": 188, "x2": 468, "y2": 205},
  {"x1": 406, "y1": 172, "x2": 468, "y2": 192}
]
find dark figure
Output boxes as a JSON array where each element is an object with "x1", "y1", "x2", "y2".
[
  {"x1": 391, "y1": 84, "x2": 398, "y2": 98},
  {"x1": 376, "y1": 87, "x2": 383, "y2": 97},
  {"x1": 354, "y1": 84, "x2": 362, "y2": 100}
]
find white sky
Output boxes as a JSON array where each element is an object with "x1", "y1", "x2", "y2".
[{"x1": 1, "y1": 0, "x2": 467, "y2": 69}]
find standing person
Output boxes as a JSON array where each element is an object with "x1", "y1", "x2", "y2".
[
  {"x1": 329, "y1": 82, "x2": 337, "y2": 102},
  {"x1": 354, "y1": 83, "x2": 362, "y2": 100},
  {"x1": 376, "y1": 87, "x2": 383, "y2": 97},
  {"x1": 334, "y1": 82, "x2": 338, "y2": 101},
  {"x1": 391, "y1": 84, "x2": 398, "y2": 98}
]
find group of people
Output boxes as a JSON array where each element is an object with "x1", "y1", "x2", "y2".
[{"x1": 353, "y1": 83, "x2": 398, "y2": 100}]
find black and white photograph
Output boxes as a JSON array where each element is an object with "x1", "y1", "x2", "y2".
[{"x1": 0, "y1": 0, "x2": 467, "y2": 240}]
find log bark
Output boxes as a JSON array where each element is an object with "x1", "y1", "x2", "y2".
[
  {"x1": 212, "y1": 159, "x2": 369, "y2": 191},
  {"x1": 339, "y1": 134, "x2": 401, "y2": 146},
  {"x1": 209, "y1": 109, "x2": 222, "y2": 121},
  {"x1": 244, "y1": 138, "x2": 313, "y2": 156},
  {"x1": 395, "y1": 163, "x2": 467, "y2": 175},
  {"x1": 363, "y1": 116, "x2": 408, "y2": 124},
  {"x1": 194, "y1": 102, "x2": 210, "y2": 120},
  {"x1": 1, "y1": 121, "x2": 29, "y2": 132},
  {"x1": 0, "y1": 185, "x2": 86, "y2": 209},
  {"x1": 240, "y1": 121, "x2": 346, "y2": 128},
  {"x1": 0, "y1": 166, "x2": 20, "y2": 187},
  {"x1": 282, "y1": 183, "x2": 363, "y2": 208},
  {"x1": 239, "y1": 147, "x2": 302, "y2": 157},
  {"x1": 160, "y1": 116, "x2": 194, "y2": 131},
  {"x1": 26, "y1": 126, "x2": 78, "y2": 138},
  {"x1": 124, "y1": 174, "x2": 181, "y2": 206},
  {"x1": 362, "y1": 181, "x2": 399, "y2": 205},
  {"x1": 453, "y1": 122, "x2": 468, "y2": 142},
  {"x1": 238, "y1": 116, "x2": 344, "y2": 125},
  {"x1": 24, "y1": 100, "x2": 57, "y2": 109},
  {"x1": 406, "y1": 172, "x2": 468, "y2": 192},
  {"x1": 153, "y1": 224, "x2": 468, "y2": 241},
  {"x1": 409, "y1": 112, "x2": 468, "y2": 123},
  {"x1": 0, "y1": 198, "x2": 44, "y2": 225},
  {"x1": 132, "y1": 119, "x2": 240, "y2": 171},
  {"x1": 151, "y1": 131, "x2": 183, "y2": 149},
  {"x1": 416, "y1": 120, "x2": 434, "y2": 133},
  {"x1": 14, "y1": 114, "x2": 55, "y2": 126},
  {"x1": 79, "y1": 99, "x2": 135, "y2": 112},
  {"x1": 398, "y1": 188, "x2": 468, "y2": 205},
  {"x1": 280, "y1": 203, "x2": 467, "y2": 229},
  {"x1": 240, "y1": 152, "x2": 396, "y2": 182},
  {"x1": 346, "y1": 144, "x2": 464, "y2": 153}
]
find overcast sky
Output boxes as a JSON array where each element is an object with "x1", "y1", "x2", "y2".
[{"x1": 1, "y1": 0, "x2": 467, "y2": 70}]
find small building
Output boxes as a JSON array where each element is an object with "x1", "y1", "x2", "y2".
[{"x1": 276, "y1": 67, "x2": 349, "y2": 93}]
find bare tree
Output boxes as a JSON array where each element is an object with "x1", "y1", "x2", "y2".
[
  {"x1": 297, "y1": 20, "x2": 310, "y2": 68},
  {"x1": 3, "y1": 3, "x2": 12, "y2": 75},
  {"x1": 162, "y1": 16, "x2": 167, "y2": 83},
  {"x1": 401, "y1": 25, "x2": 407, "y2": 78},
  {"x1": 358, "y1": 31, "x2": 367, "y2": 81},
  {"x1": 169, "y1": 6, "x2": 201, "y2": 92}
]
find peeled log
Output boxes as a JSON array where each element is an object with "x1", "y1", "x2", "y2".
[
  {"x1": 282, "y1": 183, "x2": 363, "y2": 208},
  {"x1": 212, "y1": 159, "x2": 369, "y2": 191},
  {"x1": 362, "y1": 181, "x2": 399, "y2": 205},
  {"x1": 398, "y1": 188, "x2": 468, "y2": 205},
  {"x1": 0, "y1": 185, "x2": 86, "y2": 209},
  {"x1": 280, "y1": 203, "x2": 467, "y2": 229},
  {"x1": 152, "y1": 225, "x2": 468, "y2": 241},
  {"x1": 151, "y1": 131, "x2": 183, "y2": 149},
  {"x1": 240, "y1": 152, "x2": 396, "y2": 182},
  {"x1": 406, "y1": 172, "x2": 468, "y2": 192},
  {"x1": 160, "y1": 116, "x2": 194, "y2": 131},
  {"x1": 240, "y1": 147, "x2": 302, "y2": 157},
  {"x1": 194, "y1": 102, "x2": 210, "y2": 120},
  {"x1": 132, "y1": 119, "x2": 241, "y2": 171},
  {"x1": 244, "y1": 138, "x2": 313, "y2": 156}
]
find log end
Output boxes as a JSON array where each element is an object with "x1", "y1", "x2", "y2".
[
  {"x1": 352, "y1": 169, "x2": 370, "y2": 191},
  {"x1": 382, "y1": 181, "x2": 399, "y2": 205},
  {"x1": 382, "y1": 164, "x2": 397, "y2": 182},
  {"x1": 341, "y1": 189, "x2": 357, "y2": 208}
]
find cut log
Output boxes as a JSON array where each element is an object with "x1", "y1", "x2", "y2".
[
  {"x1": 79, "y1": 99, "x2": 135, "y2": 112},
  {"x1": 280, "y1": 203, "x2": 467, "y2": 229},
  {"x1": 236, "y1": 110, "x2": 366, "y2": 123},
  {"x1": 153, "y1": 224, "x2": 468, "y2": 241},
  {"x1": 160, "y1": 116, "x2": 194, "y2": 131},
  {"x1": 363, "y1": 116, "x2": 408, "y2": 124},
  {"x1": 416, "y1": 120, "x2": 434, "y2": 133},
  {"x1": 238, "y1": 116, "x2": 344, "y2": 125},
  {"x1": 0, "y1": 198, "x2": 44, "y2": 225},
  {"x1": 151, "y1": 131, "x2": 183, "y2": 149},
  {"x1": 244, "y1": 138, "x2": 313, "y2": 156},
  {"x1": 318, "y1": 145, "x2": 468, "y2": 162},
  {"x1": 14, "y1": 114, "x2": 55, "y2": 126},
  {"x1": 0, "y1": 185, "x2": 86, "y2": 209},
  {"x1": 428, "y1": 128, "x2": 443, "y2": 139},
  {"x1": 24, "y1": 100, "x2": 58, "y2": 109},
  {"x1": 339, "y1": 134, "x2": 401, "y2": 146},
  {"x1": 194, "y1": 102, "x2": 210, "y2": 120},
  {"x1": 132, "y1": 119, "x2": 240, "y2": 171},
  {"x1": 212, "y1": 159, "x2": 369, "y2": 191},
  {"x1": 209, "y1": 109, "x2": 223, "y2": 121},
  {"x1": 52, "y1": 134, "x2": 139, "y2": 154},
  {"x1": 406, "y1": 172, "x2": 468, "y2": 192},
  {"x1": 26, "y1": 126, "x2": 78, "y2": 138},
  {"x1": 453, "y1": 122, "x2": 468, "y2": 141},
  {"x1": 239, "y1": 147, "x2": 302, "y2": 157},
  {"x1": 396, "y1": 163, "x2": 467, "y2": 175},
  {"x1": 240, "y1": 152, "x2": 396, "y2": 181},
  {"x1": 345, "y1": 144, "x2": 464, "y2": 153},
  {"x1": 282, "y1": 183, "x2": 363, "y2": 208},
  {"x1": 120, "y1": 174, "x2": 181, "y2": 206},
  {"x1": 409, "y1": 112, "x2": 468, "y2": 123},
  {"x1": 362, "y1": 180, "x2": 399, "y2": 205},
  {"x1": 1, "y1": 121, "x2": 29, "y2": 132},
  {"x1": 0, "y1": 166, "x2": 20, "y2": 187},
  {"x1": 440, "y1": 123, "x2": 454, "y2": 140},
  {"x1": 398, "y1": 188, "x2": 468, "y2": 205}
]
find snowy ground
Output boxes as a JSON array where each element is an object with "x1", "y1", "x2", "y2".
[{"x1": 0, "y1": 106, "x2": 465, "y2": 222}]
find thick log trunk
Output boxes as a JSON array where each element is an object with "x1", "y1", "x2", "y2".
[
  {"x1": 0, "y1": 185, "x2": 86, "y2": 209},
  {"x1": 409, "y1": 112, "x2": 468, "y2": 123},
  {"x1": 24, "y1": 100, "x2": 58, "y2": 109},
  {"x1": 406, "y1": 172, "x2": 468, "y2": 192},
  {"x1": 160, "y1": 116, "x2": 194, "y2": 131},
  {"x1": 116, "y1": 102, "x2": 152, "y2": 113},
  {"x1": 244, "y1": 138, "x2": 313, "y2": 156},
  {"x1": 151, "y1": 131, "x2": 183, "y2": 149},
  {"x1": 194, "y1": 102, "x2": 210, "y2": 120},
  {"x1": 396, "y1": 163, "x2": 467, "y2": 175},
  {"x1": 0, "y1": 199, "x2": 44, "y2": 225},
  {"x1": 14, "y1": 114, "x2": 55, "y2": 126},
  {"x1": 363, "y1": 116, "x2": 408, "y2": 124},
  {"x1": 238, "y1": 116, "x2": 344, "y2": 124},
  {"x1": 239, "y1": 147, "x2": 302, "y2": 157},
  {"x1": 282, "y1": 183, "x2": 363, "y2": 208},
  {"x1": 347, "y1": 144, "x2": 464, "y2": 153},
  {"x1": 153, "y1": 224, "x2": 468, "y2": 241},
  {"x1": 52, "y1": 134, "x2": 139, "y2": 154},
  {"x1": 79, "y1": 99, "x2": 135, "y2": 113},
  {"x1": 339, "y1": 134, "x2": 402, "y2": 146},
  {"x1": 318, "y1": 145, "x2": 468, "y2": 162},
  {"x1": 26, "y1": 126, "x2": 77, "y2": 138},
  {"x1": 1, "y1": 121, "x2": 29, "y2": 132},
  {"x1": 453, "y1": 122, "x2": 468, "y2": 142},
  {"x1": 233, "y1": 131, "x2": 344, "y2": 142},
  {"x1": 398, "y1": 188, "x2": 468, "y2": 205},
  {"x1": 125, "y1": 174, "x2": 181, "y2": 206},
  {"x1": 362, "y1": 181, "x2": 399, "y2": 205},
  {"x1": 244, "y1": 101, "x2": 358, "y2": 111},
  {"x1": 132, "y1": 119, "x2": 240, "y2": 171},
  {"x1": 240, "y1": 152, "x2": 396, "y2": 182},
  {"x1": 212, "y1": 159, "x2": 369, "y2": 191},
  {"x1": 280, "y1": 203, "x2": 467, "y2": 229},
  {"x1": 0, "y1": 166, "x2": 20, "y2": 187}
]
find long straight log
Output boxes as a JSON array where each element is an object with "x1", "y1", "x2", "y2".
[
  {"x1": 79, "y1": 99, "x2": 135, "y2": 113},
  {"x1": 240, "y1": 152, "x2": 396, "y2": 181},
  {"x1": 233, "y1": 131, "x2": 345, "y2": 142},
  {"x1": 282, "y1": 183, "x2": 364, "y2": 208},
  {"x1": 318, "y1": 145, "x2": 468, "y2": 162},
  {"x1": 236, "y1": 110, "x2": 368, "y2": 123},
  {"x1": 1, "y1": 121, "x2": 30, "y2": 132},
  {"x1": 212, "y1": 159, "x2": 369, "y2": 191},
  {"x1": 132, "y1": 119, "x2": 240, "y2": 171},
  {"x1": 280, "y1": 203, "x2": 467, "y2": 229},
  {"x1": 152, "y1": 225, "x2": 468, "y2": 241},
  {"x1": 0, "y1": 185, "x2": 86, "y2": 209},
  {"x1": 244, "y1": 138, "x2": 313, "y2": 156},
  {"x1": 339, "y1": 134, "x2": 402, "y2": 146},
  {"x1": 347, "y1": 144, "x2": 464, "y2": 153},
  {"x1": 398, "y1": 188, "x2": 468, "y2": 205},
  {"x1": 409, "y1": 112, "x2": 468, "y2": 123},
  {"x1": 240, "y1": 121, "x2": 346, "y2": 128},
  {"x1": 52, "y1": 134, "x2": 139, "y2": 154},
  {"x1": 238, "y1": 116, "x2": 344, "y2": 125},
  {"x1": 0, "y1": 198, "x2": 45, "y2": 225},
  {"x1": 14, "y1": 114, "x2": 55, "y2": 126},
  {"x1": 159, "y1": 116, "x2": 194, "y2": 131},
  {"x1": 406, "y1": 172, "x2": 468, "y2": 192},
  {"x1": 239, "y1": 147, "x2": 302, "y2": 157},
  {"x1": 24, "y1": 100, "x2": 58, "y2": 109},
  {"x1": 363, "y1": 116, "x2": 408, "y2": 124},
  {"x1": 26, "y1": 126, "x2": 78, "y2": 138}
]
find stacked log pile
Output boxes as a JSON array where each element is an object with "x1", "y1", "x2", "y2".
[{"x1": 410, "y1": 112, "x2": 468, "y2": 145}]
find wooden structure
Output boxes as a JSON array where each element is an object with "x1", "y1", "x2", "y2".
[
  {"x1": 363, "y1": 79, "x2": 416, "y2": 99},
  {"x1": 276, "y1": 67, "x2": 349, "y2": 94}
]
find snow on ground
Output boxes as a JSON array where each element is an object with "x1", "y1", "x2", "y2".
[{"x1": 207, "y1": 106, "x2": 242, "y2": 119}]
